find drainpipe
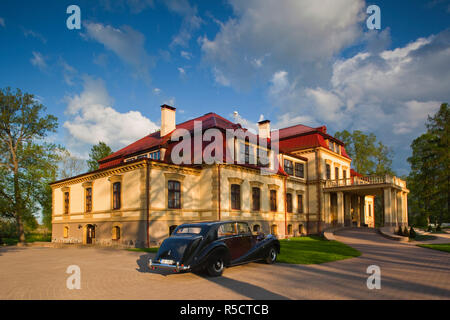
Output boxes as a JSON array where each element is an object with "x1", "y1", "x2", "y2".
[
  {"x1": 315, "y1": 148, "x2": 322, "y2": 234},
  {"x1": 284, "y1": 176, "x2": 288, "y2": 238},
  {"x1": 217, "y1": 164, "x2": 221, "y2": 221},
  {"x1": 146, "y1": 161, "x2": 150, "y2": 248}
]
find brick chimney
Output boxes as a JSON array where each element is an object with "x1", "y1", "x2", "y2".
[
  {"x1": 160, "y1": 104, "x2": 176, "y2": 136},
  {"x1": 258, "y1": 120, "x2": 271, "y2": 139}
]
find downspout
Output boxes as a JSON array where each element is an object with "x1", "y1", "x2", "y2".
[
  {"x1": 315, "y1": 148, "x2": 322, "y2": 234},
  {"x1": 217, "y1": 164, "x2": 221, "y2": 221},
  {"x1": 284, "y1": 176, "x2": 287, "y2": 238},
  {"x1": 146, "y1": 161, "x2": 150, "y2": 248}
]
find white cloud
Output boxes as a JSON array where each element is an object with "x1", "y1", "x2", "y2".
[
  {"x1": 0, "y1": 17, "x2": 5, "y2": 27},
  {"x1": 163, "y1": 97, "x2": 176, "y2": 106},
  {"x1": 166, "y1": 0, "x2": 203, "y2": 48},
  {"x1": 84, "y1": 22, "x2": 154, "y2": 81},
  {"x1": 22, "y1": 28, "x2": 47, "y2": 43},
  {"x1": 181, "y1": 50, "x2": 192, "y2": 59},
  {"x1": 59, "y1": 59, "x2": 77, "y2": 86},
  {"x1": 30, "y1": 51, "x2": 47, "y2": 71},
  {"x1": 178, "y1": 67, "x2": 186, "y2": 76},
  {"x1": 201, "y1": 0, "x2": 365, "y2": 89},
  {"x1": 153, "y1": 88, "x2": 161, "y2": 95},
  {"x1": 63, "y1": 76, "x2": 159, "y2": 154}
]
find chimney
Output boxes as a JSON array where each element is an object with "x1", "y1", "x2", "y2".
[
  {"x1": 258, "y1": 120, "x2": 271, "y2": 139},
  {"x1": 160, "y1": 104, "x2": 176, "y2": 136}
]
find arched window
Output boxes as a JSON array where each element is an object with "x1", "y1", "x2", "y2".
[
  {"x1": 169, "y1": 225, "x2": 178, "y2": 235},
  {"x1": 63, "y1": 226, "x2": 69, "y2": 238},
  {"x1": 287, "y1": 224, "x2": 293, "y2": 235},
  {"x1": 271, "y1": 224, "x2": 278, "y2": 235},
  {"x1": 112, "y1": 226, "x2": 121, "y2": 240},
  {"x1": 253, "y1": 224, "x2": 261, "y2": 233}
]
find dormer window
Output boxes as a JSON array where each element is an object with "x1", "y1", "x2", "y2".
[
  {"x1": 284, "y1": 159, "x2": 294, "y2": 175},
  {"x1": 149, "y1": 150, "x2": 160, "y2": 160}
]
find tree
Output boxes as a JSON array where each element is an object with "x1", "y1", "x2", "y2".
[
  {"x1": 408, "y1": 103, "x2": 449, "y2": 227},
  {"x1": 58, "y1": 149, "x2": 86, "y2": 179},
  {"x1": 87, "y1": 142, "x2": 112, "y2": 172},
  {"x1": 334, "y1": 130, "x2": 394, "y2": 175},
  {"x1": 0, "y1": 88, "x2": 59, "y2": 242}
]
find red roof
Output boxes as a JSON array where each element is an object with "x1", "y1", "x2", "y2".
[{"x1": 350, "y1": 169, "x2": 363, "y2": 177}]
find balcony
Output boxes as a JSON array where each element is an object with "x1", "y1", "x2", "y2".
[{"x1": 324, "y1": 175, "x2": 407, "y2": 191}]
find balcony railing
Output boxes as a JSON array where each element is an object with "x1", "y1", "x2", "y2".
[{"x1": 324, "y1": 175, "x2": 406, "y2": 189}]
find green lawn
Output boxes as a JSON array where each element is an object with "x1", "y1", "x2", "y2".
[
  {"x1": 417, "y1": 244, "x2": 450, "y2": 253},
  {"x1": 0, "y1": 233, "x2": 51, "y2": 246},
  {"x1": 125, "y1": 236, "x2": 361, "y2": 265},
  {"x1": 278, "y1": 236, "x2": 361, "y2": 264}
]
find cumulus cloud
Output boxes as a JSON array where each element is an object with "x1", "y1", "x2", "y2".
[
  {"x1": 200, "y1": 0, "x2": 365, "y2": 89},
  {"x1": 83, "y1": 22, "x2": 154, "y2": 81},
  {"x1": 268, "y1": 30, "x2": 450, "y2": 172},
  {"x1": 30, "y1": 51, "x2": 47, "y2": 71},
  {"x1": 63, "y1": 76, "x2": 159, "y2": 154}
]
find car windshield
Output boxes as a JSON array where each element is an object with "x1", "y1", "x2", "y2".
[{"x1": 175, "y1": 226, "x2": 202, "y2": 234}]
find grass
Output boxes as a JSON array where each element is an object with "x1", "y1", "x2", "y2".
[
  {"x1": 417, "y1": 244, "x2": 450, "y2": 253},
  {"x1": 277, "y1": 236, "x2": 361, "y2": 264},
  {"x1": 126, "y1": 247, "x2": 159, "y2": 253},
  {"x1": 0, "y1": 232, "x2": 51, "y2": 246}
]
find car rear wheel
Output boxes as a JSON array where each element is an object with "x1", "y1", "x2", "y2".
[
  {"x1": 206, "y1": 254, "x2": 225, "y2": 277},
  {"x1": 265, "y1": 246, "x2": 277, "y2": 264}
]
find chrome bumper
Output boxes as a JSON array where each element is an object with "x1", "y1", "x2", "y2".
[{"x1": 148, "y1": 259, "x2": 190, "y2": 272}]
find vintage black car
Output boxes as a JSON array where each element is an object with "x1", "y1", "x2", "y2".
[{"x1": 148, "y1": 221, "x2": 280, "y2": 276}]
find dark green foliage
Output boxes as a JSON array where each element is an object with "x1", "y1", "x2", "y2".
[
  {"x1": 87, "y1": 142, "x2": 113, "y2": 172},
  {"x1": 403, "y1": 226, "x2": 409, "y2": 237},
  {"x1": 407, "y1": 103, "x2": 449, "y2": 231}
]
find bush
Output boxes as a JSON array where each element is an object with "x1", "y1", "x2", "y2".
[
  {"x1": 409, "y1": 227, "x2": 416, "y2": 239},
  {"x1": 403, "y1": 226, "x2": 409, "y2": 237},
  {"x1": 427, "y1": 225, "x2": 433, "y2": 232},
  {"x1": 436, "y1": 225, "x2": 442, "y2": 232},
  {"x1": 396, "y1": 226, "x2": 403, "y2": 236}
]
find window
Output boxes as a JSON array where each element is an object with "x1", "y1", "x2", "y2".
[
  {"x1": 149, "y1": 150, "x2": 160, "y2": 160},
  {"x1": 368, "y1": 204, "x2": 372, "y2": 217},
  {"x1": 63, "y1": 226, "x2": 69, "y2": 238},
  {"x1": 231, "y1": 184, "x2": 241, "y2": 210},
  {"x1": 335, "y1": 167, "x2": 339, "y2": 180},
  {"x1": 297, "y1": 194, "x2": 304, "y2": 213},
  {"x1": 286, "y1": 193, "x2": 293, "y2": 213},
  {"x1": 295, "y1": 163, "x2": 304, "y2": 178},
  {"x1": 253, "y1": 224, "x2": 261, "y2": 233},
  {"x1": 245, "y1": 144, "x2": 250, "y2": 164},
  {"x1": 270, "y1": 190, "x2": 277, "y2": 211},
  {"x1": 237, "y1": 222, "x2": 250, "y2": 234},
  {"x1": 169, "y1": 225, "x2": 178, "y2": 235},
  {"x1": 284, "y1": 159, "x2": 293, "y2": 175},
  {"x1": 287, "y1": 224, "x2": 293, "y2": 235},
  {"x1": 85, "y1": 187, "x2": 92, "y2": 212},
  {"x1": 112, "y1": 226, "x2": 121, "y2": 240},
  {"x1": 218, "y1": 223, "x2": 237, "y2": 237},
  {"x1": 343, "y1": 170, "x2": 347, "y2": 180},
  {"x1": 271, "y1": 224, "x2": 278, "y2": 235},
  {"x1": 137, "y1": 154, "x2": 148, "y2": 159},
  {"x1": 176, "y1": 226, "x2": 202, "y2": 234},
  {"x1": 168, "y1": 180, "x2": 181, "y2": 209},
  {"x1": 64, "y1": 192, "x2": 69, "y2": 214},
  {"x1": 113, "y1": 182, "x2": 121, "y2": 210},
  {"x1": 326, "y1": 164, "x2": 331, "y2": 179},
  {"x1": 252, "y1": 187, "x2": 261, "y2": 211},
  {"x1": 125, "y1": 157, "x2": 135, "y2": 162}
]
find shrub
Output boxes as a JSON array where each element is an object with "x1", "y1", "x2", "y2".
[
  {"x1": 427, "y1": 225, "x2": 433, "y2": 232},
  {"x1": 409, "y1": 227, "x2": 416, "y2": 239},
  {"x1": 396, "y1": 226, "x2": 403, "y2": 236},
  {"x1": 403, "y1": 226, "x2": 409, "y2": 237},
  {"x1": 436, "y1": 225, "x2": 442, "y2": 232}
]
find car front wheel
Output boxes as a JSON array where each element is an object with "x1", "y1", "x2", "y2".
[
  {"x1": 206, "y1": 254, "x2": 225, "y2": 277},
  {"x1": 265, "y1": 246, "x2": 277, "y2": 264}
]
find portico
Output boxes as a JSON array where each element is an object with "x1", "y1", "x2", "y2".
[{"x1": 323, "y1": 175, "x2": 409, "y2": 229}]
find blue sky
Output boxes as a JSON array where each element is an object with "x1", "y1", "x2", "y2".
[{"x1": 0, "y1": 0, "x2": 449, "y2": 175}]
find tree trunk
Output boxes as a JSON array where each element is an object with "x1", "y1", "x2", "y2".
[{"x1": 13, "y1": 170, "x2": 25, "y2": 243}]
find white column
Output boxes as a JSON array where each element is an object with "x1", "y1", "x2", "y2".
[{"x1": 384, "y1": 188, "x2": 392, "y2": 226}]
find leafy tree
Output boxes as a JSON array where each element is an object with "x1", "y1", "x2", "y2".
[
  {"x1": 334, "y1": 130, "x2": 394, "y2": 175},
  {"x1": 87, "y1": 142, "x2": 112, "y2": 172},
  {"x1": 408, "y1": 103, "x2": 449, "y2": 227},
  {"x1": 0, "y1": 87, "x2": 59, "y2": 242}
]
